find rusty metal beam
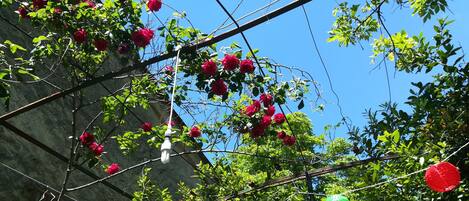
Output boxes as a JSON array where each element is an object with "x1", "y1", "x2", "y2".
[{"x1": 0, "y1": 0, "x2": 312, "y2": 121}]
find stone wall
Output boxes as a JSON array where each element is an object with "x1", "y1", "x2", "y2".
[{"x1": 0, "y1": 6, "x2": 207, "y2": 201}]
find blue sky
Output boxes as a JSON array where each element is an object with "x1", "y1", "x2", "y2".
[{"x1": 146, "y1": 0, "x2": 468, "y2": 140}]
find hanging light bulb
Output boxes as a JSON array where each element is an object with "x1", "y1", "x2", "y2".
[
  {"x1": 161, "y1": 48, "x2": 181, "y2": 165},
  {"x1": 160, "y1": 126, "x2": 173, "y2": 164}
]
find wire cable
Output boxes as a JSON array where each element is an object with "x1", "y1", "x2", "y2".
[
  {"x1": 214, "y1": 0, "x2": 316, "y2": 200},
  {"x1": 341, "y1": 140, "x2": 469, "y2": 195},
  {"x1": 0, "y1": 161, "x2": 78, "y2": 201},
  {"x1": 301, "y1": 5, "x2": 352, "y2": 131}
]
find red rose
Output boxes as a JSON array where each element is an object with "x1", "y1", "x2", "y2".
[
  {"x1": 88, "y1": 142, "x2": 104, "y2": 156},
  {"x1": 18, "y1": 7, "x2": 29, "y2": 18},
  {"x1": 244, "y1": 105, "x2": 257, "y2": 117},
  {"x1": 201, "y1": 60, "x2": 217, "y2": 77},
  {"x1": 251, "y1": 125, "x2": 265, "y2": 138},
  {"x1": 189, "y1": 126, "x2": 201, "y2": 138},
  {"x1": 93, "y1": 39, "x2": 108, "y2": 51},
  {"x1": 73, "y1": 28, "x2": 87, "y2": 43},
  {"x1": 273, "y1": 113, "x2": 286, "y2": 124},
  {"x1": 252, "y1": 100, "x2": 261, "y2": 111},
  {"x1": 260, "y1": 93, "x2": 273, "y2": 107},
  {"x1": 211, "y1": 79, "x2": 227, "y2": 96},
  {"x1": 79, "y1": 132, "x2": 95, "y2": 145},
  {"x1": 54, "y1": 8, "x2": 62, "y2": 14},
  {"x1": 141, "y1": 122, "x2": 153, "y2": 132},
  {"x1": 260, "y1": 115, "x2": 272, "y2": 127},
  {"x1": 265, "y1": 105, "x2": 275, "y2": 116},
  {"x1": 222, "y1": 54, "x2": 240, "y2": 71},
  {"x1": 283, "y1": 135, "x2": 296, "y2": 146},
  {"x1": 33, "y1": 0, "x2": 47, "y2": 9},
  {"x1": 240, "y1": 59, "x2": 255, "y2": 73},
  {"x1": 277, "y1": 131, "x2": 286, "y2": 139},
  {"x1": 131, "y1": 28, "x2": 154, "y2": 48},
  {"x1": 288, "y1": 136, "x2": 296, "y2": 146},
  {"x1": 106, "y1": 163, "x2": 120, "y2": 175},
  {"x1": 83, "y1": 0, "x2": 95, "y2": 8},
  {"x1": 117, "y1": 43, "x2": 130, "y2": 54},
  {"x1": 164, "y1": 66, "x2": 174, "y2": 74},
  {"x1": 147, "y1": 0, "x2": 162, "y2": 12}
]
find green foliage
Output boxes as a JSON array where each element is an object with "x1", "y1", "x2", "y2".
[
  {"x1": 0, "y1": 40, "x2": 40, "y2": 107},
  {"x1": 330, "y1": 1, "x2": 468, "y2": 200},
  {"x1": 409, "y1": 0, "x2": 448, "y2": 22},
  {"x1": 178, "y1": 112, "x2": 339, "y2": 201},
  {"x1": 132, "y1": 168, "x2": 173, "y2": 201},
  {"x1": 102, "y1": 75, "x2": 165, "y2": 123},
  {"x1": 1, "y1": 0, "x2": 466, "y2": 200},
  {"x1": 328, "y1": 2, "x2": 379, "y2": 46}
]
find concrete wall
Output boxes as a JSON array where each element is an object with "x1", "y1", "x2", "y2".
[{"x1": 0, "y1": 6, "x2": 207, "y2": 201}]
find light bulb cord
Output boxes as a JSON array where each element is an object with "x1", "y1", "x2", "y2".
[{"x1": 167, "y1": 48, "x2": 181, "y2": 131}]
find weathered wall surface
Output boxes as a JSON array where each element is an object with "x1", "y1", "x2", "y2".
[{"x1": 0, "y1": 7, "x2": 206, "y2": 201}]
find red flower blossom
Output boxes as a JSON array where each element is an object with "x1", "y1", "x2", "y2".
[
  {"x1": 283, "y1": 135, "x2": 296, "y2": 146},
  {"x1": 106, "y1": 163, "x2": 120, "y2": 175},
  {"x1": 222, "y1": 54, "x2": 240, "y2": 71},
  {"x1": 117, "y1": 43, "x2": 130, "y2": 54},
  {"x1": 201, "y1": 60, "x2": 217, "y2": 77},
  {"x1": 240, "y1": 59, "x2": 255, "y2": 73},
  {"x1": 164, "y1": 66, "x2": 174, "y2": 74},
  {"x1": 54, "y1": 8, "x2": 62, "y2": 14},
  {"x1": 33, "y1": 0, "x2": 47, "y2": 9},
  {"x1": 265, "y1": 105, "x2": 275, "y2": 116},
  {"x1": 93, "y1": 39, "x2": 108, "y2": 51},
  {"x1": 18, "y1": 7, "x2": 29, "y2": 18},
  {"x1": 250, "y1": 125, "x2": 265, "y2": 138},
  {"x1": 425, "y1": 162, "x2": 461, "y2": 192},
  {"x1": 244, "y1": 105, "x2": 257, "y2": 117},
  {"x1": 88, "y1": 142, "x2": 104, "y2": 156},
  {"x1": 273, "y1": 113, "x2": 286, "y2": 124},
  {"x1": 260, "y1": 93, "x2": 273, "y2": 107},
  {"x1": 79, "y1": 132, "x2": 95, "y2": 145},
  {"x1": 73, "y1": 28, "x2": 87, "y2": 43},
  {"x1": 260, "y1": 115, "x2": 272, "y2": 127},
  {"x1": 141, "y1": 122, "x2": 153, "y2": 132},
  {"x1": 147, "y1": 0, "x2": 162, "y2": 12},
  {"x1": 131, "y1": 28, "x2": 154, "y2": 48},
  {"x1": 189, "y1": 126, "x2": 201, "y2": 138},
  {"x1": 252, "y1": 100, "x2": 261, "y2": 111},
  {"x1": 277, "y1": 131, "x2": 286, "y2": 139},
  {"x1": 211, "y1": 79, "x2": 227, "y2": 96},
  {"x1": 83, "y1": 0, "x2": 95, "y2": 8}
]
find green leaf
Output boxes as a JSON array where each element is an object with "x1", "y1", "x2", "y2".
[
  {"x1": 4, "y1": 40, "x2": 26, "y2": 54},
  {"x1": 377, "y1": 134, "x2": 388, "y2": 143},
  {"x1": 246, "y1": 49, "x2": 259, "y2": 58},
  {"x1": 392, "y1": 130, "x2": 400, "y2": 144},
  {"x1": 32, "y1": 35, "x2": 49, "y2": 44},
  {"x1": 297, "y1": 99, "x2": 304, "y2": 110}
]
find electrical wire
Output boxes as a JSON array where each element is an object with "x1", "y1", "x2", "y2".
[
  {"x1": 167, "y1": 49, "x2": 181, "y2": 127},
  {"x1": 209, "y1": 0, "x2": 283, "y2": 36},
  {"x1": 296, "y1": 140, "x2": 469, "y2": 196},
  {"x1": 0, "y1": 161, "x2": 78, "y2": 201},
  {"x1": 301, "y1": 5, "x2": 352, "y2": 131},
  {"x1": 213, "y1": 0, "x2": 316, "y2": 200}
]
